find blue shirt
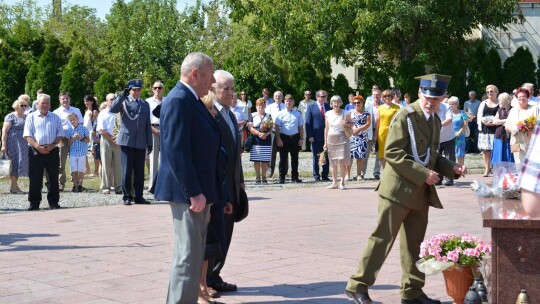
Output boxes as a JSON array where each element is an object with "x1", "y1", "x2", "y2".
[
  {"x1": 66, "y1": 124, "x2": 90, "y2": 157},
  {"x1": 275, "y1": 109, "x2": 304, "y2": 136},
  {"x1": 23, "y1": 111, "x2": 64, "y2": 145}
]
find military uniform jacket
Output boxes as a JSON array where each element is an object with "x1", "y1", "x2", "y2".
[
  {"x1": 109, "y1": 95, "x2": 152, "y2": 149},
  {"x1": 376, "y1": 101, "x2": 456, "y2": 210}
]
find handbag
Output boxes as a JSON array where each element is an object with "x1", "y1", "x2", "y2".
[
  {"x1": 243, "y1": 133, "x2": 255, "y2": 152},
  {"x1": 234, "y1": 188, "x2": 249, "y2": 222},
  {"x1": 342, "y1": 111, "x2": 353, "y2": 138},
  {"x1": 464, "y1": 124, "x2": 470, "y2": 137},
  {"x1": 0, "y1": 153, "x2": 11, "y2": 177}
]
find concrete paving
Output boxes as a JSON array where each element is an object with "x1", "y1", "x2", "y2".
[{"x1": 0, "y1": 174, "x2": 493, "y2": 303}]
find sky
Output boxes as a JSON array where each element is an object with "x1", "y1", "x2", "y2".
[{"x1": 3, "y1": 0, "x2": 201, "y2": 20}]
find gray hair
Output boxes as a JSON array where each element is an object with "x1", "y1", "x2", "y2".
[
  {"x1": 106, "y1": 93, "x2": 116, "y2": 101},
  {"x1": 522, "y1": 83, "x2": 534, "y2": 89},
  {"x1": 498, "y1": 92, "x2": 511, "y2": 105},
  {"x1": 213, "y1": 70, "x2": 234, "y2": 83},
  {"x1": 330, "y1": 95, "x2": 342, "y2": 103},
  {"x1": 447, "y1": 96, "x2": 459, "y2": 104},
  {"x1": 180, "y1": 52, "x2": 213, "y2": 77},
  {"x1": 39, "y1": 94, "x2": 51, "y2": 102}
]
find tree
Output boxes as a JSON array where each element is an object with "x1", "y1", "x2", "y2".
[
  {"x1": 502, "y1": 46, "x2": 537, "y2": 93},
  {"x1": 332, "y1": 74, "x2": 351, "y2": 102},
  {"x1": 226, "y1": 0, "x2": 520, "y2": 94},
  {"x1": 25, "y1": 38, "x2": 69, "y2": 103},
  {"x1": 94, "y1": 71, "x2": 119, "y2": 102},
  {"x1": 0, "y1": 39, "x2": 27, "y2": 120},
  {"x1": 60, "y1": 52, "x2": 88, "y2": 110},
  {"x1": 480, "y1": 48, "x2": 503, "y2": 90}
]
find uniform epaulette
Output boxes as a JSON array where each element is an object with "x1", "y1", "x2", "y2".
[
  {"x1": 404, "y1": 105, "x2": 415, "y2": 114},
  {"x1": 390, "y1": 105, "x2": 413, "y2": 127}
]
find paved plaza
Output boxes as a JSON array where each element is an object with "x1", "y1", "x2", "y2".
[{"x1": 0, "y1": 174, "x2": 492, "y2": 303}]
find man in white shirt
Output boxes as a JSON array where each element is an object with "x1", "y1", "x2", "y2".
[
  {"x1": 523, "y1": 83, "x2": 540, "y2": 105},
  {"x1": 437, "y1": 101, "x2": 456, "y2": 186},
  {"x1": 52, "y1": 92, "x2": 84, "y2": 191},
  {"x1": 96, "y1": 93, "x2": 122, "y2": 194},
  {"x1": 265, "y1": 91, "x2": 285, "y2": 177},
  {"x1": 146, "y1": 81, "x2": 164, "y2": 189}
]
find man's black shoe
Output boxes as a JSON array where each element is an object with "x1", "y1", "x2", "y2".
[
  {"x1": 345, "y1": 290, "x2": 372, "y2": 304},
  {"x1": 210, "y1": 281, "x2": 237, "y2": 292},
  {"x1": 321, "y1": 177, "x2": 331, "y2": 181},
  {"x1": 50, "y1": 204, "x2": 61, "y2": 210},
  {"x1": 374, "y1": 175, "x2": 380, "y2": 180},
  {"x1": 28, "y1": 202, "x2": 40, "y2": 211},
  {"x1": 123, "y1": 199, "x2": 132, "y2": 205},
  {"x1": 401, "y1": 293, "x2": 441, "y2": 304},
  {"x1": 291, "y1": 178, "x2": 303, "y2": 183},
  {"x1": 278, "y1": 179, "x2": 285, "y2": 184},
  {"x1": 134, "y1": 199, "x2": 151, "y2": 204}
]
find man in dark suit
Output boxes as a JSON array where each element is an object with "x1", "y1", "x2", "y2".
[
  {"x1": 153, "y1": 52, "x2": 220, "y2": 304},
  {"x1": 305, "y1": 90, "x2": 331, "y2": 181},
  {"x1": 345, "y1": 74, "x2": 467, "y2": 304},
  {"x1": 207, "y1": 70, "x2": 244, "y2": 292},
  {"x1": 109, "y1": 79, "x2": 152, "y2": 205}
]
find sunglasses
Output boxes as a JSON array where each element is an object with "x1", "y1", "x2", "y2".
[
  {"x1": 486, "y1": 90, "x2": 495, "y2": 93},
  {"x1": 20, "y1": 104, "x2": 28, "y2": 108},
  {"x1": 153, "y1": 87, "x2": 163, "y2": 90}
]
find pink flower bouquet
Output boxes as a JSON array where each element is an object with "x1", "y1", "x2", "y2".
[{"x1": 416, "y1": 233, "x2": 491, "y2": 275}]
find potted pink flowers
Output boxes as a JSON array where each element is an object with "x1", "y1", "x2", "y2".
[{"x1": 417, "y1": 233, "x2": 491, "y2": 304}]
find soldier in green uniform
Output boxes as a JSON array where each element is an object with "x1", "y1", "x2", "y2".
[{"x1": 345, "y1": 74, "x2": 467, "y2": 304}]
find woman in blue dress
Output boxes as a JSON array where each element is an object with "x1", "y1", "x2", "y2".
[
  {"x1": 348, "y1": 96, "x2": 371, "y2": 180},
  {"x1": 1, "y1": 97, "x2": 30, "y2": 193},
  {"x1": 248, "y1": 98, "x2": 272, "y2": 183},
  {"x1": 448, "y1": 97, "x2": 469, "y2": 166}
]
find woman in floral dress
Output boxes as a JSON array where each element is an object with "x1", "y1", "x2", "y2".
[
  {"x1": 1, "y1": 97, "x2": 29, "y2": 193},
  {"x1": 348, "y1": 95, "x2": 371, "y2": 180}
]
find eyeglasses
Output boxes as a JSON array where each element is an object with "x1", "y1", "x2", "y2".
[
  {"x1": 131, "y1": 88, "x2": 142, "y2": 91},
  {"x1": 318, "y1": 95, "x2": 328, "y2": 98},
  {"x1": 153, "y1": 87, "x2": 163, "y2": 90},
  {"x1": 383, "y1": 95, "x2": 392, "y2": 98},
  {"x1": 19, "y1": 104, "x2": 28, "y2": 108},
  {"x1": 486, "y1": 90, "x2": 495, "y2": 93}
]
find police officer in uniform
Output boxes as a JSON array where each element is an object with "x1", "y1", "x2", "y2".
[
  {"x1": 345, "y1": 74, "x2": 467, "y2": 304},
  {"x1": 110, "y1": 79, "x2": 152, "y2": 205}
]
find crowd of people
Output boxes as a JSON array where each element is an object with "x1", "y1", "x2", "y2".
[{"x1": 3, "y1": 48, "x2": 540, "y2": 304}]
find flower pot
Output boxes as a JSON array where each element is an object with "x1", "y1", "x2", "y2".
[{"x1": 442, "y1": 266, "x2": 475, "y2": 304}]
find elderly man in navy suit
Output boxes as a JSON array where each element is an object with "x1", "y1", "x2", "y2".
[
  {"x1": 305, "y1": 90, "x2": 331, "y2": 181},
  {"x1": 154, "y1": 52, "x2": 220, "y2": 304},
  {"x1": 110, "y1": 79, "x2": 152, "y2": 205}
]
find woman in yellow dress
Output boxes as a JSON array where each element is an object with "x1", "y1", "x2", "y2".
[{"x1": 376, "y1": 89, "x2": 401, "y2": 169}]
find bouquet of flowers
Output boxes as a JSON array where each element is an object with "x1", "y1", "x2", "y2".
[
  {"x1": 260, "y1": 116, "x2": 274, "y2": 133},
  {"x1": 318, "y1": 149, "x2": 327, "y2": 166},
  {"x1": 416, "y1": 233, "x2": 491, "y2": 275},
  {"x1": 516, "y1": 115, "x2": 537, "y2": 134}
]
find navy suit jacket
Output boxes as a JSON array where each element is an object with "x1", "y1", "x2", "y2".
[
  {"x1": 154, "y1": 81, "x2": 221, "y2": 204},
  {"x1": 214, "y1": 107, "x2": 244, "y2": 207},
  {"x1": 305, "y1": 102, "x2": 331, "y2": 142}
]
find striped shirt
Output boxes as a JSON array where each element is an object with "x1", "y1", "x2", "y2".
[
  {"x1": 518, "y1": 120, "x2": 540, "y2": 193},
  {"x1": 23, "y1": 111, "x2": 64, "y2": 145},
  {"x1": 65, "y1": 124, "x2": 90, "y2": 157}
]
